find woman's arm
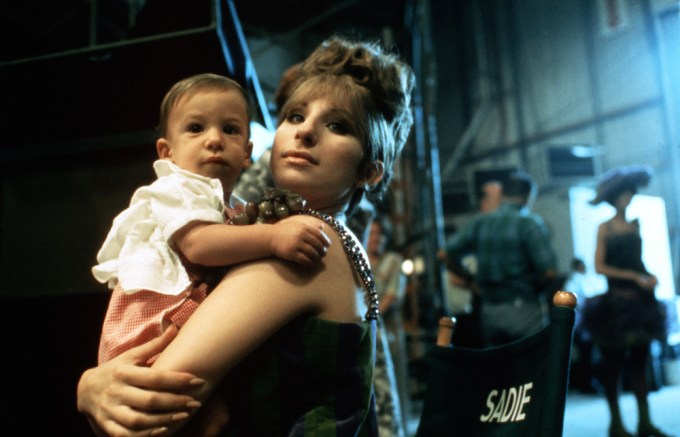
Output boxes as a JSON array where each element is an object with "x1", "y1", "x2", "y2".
[
  {"x1": 148, "y1": 259, "x2": 329, "y2": 436},
  {"x1": 77, "y1": 261, "x2": 317, "y2": 437},
  {"x1": 79, "y1": 218, "x2": 352, "y2": 436},
  {"x1": 151, "y1": 220, "x2": 356, "y2": 423},
  {"x1": 77, "y1": 327, "x2": 204, "y2": 437},
  {"x1": 151, "y1": 258, "x2": 323, "y2": 396}
]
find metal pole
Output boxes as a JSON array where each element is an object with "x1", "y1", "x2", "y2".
[{"x1": 411, "y1": 0, "x2": 447, "y2": 318}]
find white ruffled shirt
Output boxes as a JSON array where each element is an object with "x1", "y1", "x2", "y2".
[{"x1": 92, "y1": 160, "x2": 241, "y2": 296}]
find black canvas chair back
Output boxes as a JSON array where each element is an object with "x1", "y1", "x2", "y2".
[{"x1": 416, "y1": 291, "x2": 577, "y2": 437}]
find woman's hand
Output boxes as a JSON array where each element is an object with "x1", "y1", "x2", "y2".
[
  {"x1": 77, "y1": 326, "x2": 204, "y2": 437},
  {"x1": 635, "y1": 273, "x2": 658, "y2": 291}
]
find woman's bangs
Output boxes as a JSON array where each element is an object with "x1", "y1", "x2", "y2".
[{"x1": 297, "y1": 76, "x2": 362, "y2": 112}]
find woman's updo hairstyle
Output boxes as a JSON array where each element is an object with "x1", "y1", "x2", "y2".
[{"x1": 285, "y1": 36, "x2": 415, "y2": 203}]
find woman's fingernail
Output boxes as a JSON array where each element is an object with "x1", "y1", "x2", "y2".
[
  {"x1": 187, "y1": 400, "x2": 202, "y2": 409},
  {"x1": 150, "y1": 427, "x2": 168, "y2": 436},
  {"x1": 171, "y1": 412, "x2": 190, "y2": 421},
  {"x1": 189, "y1": 377, "x2": 205, "y2": 385}
]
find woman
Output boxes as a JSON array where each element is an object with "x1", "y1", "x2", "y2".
[
  {"x1": 77, "y1": 36, "x2": 415, "y2": 436},
  {"x1": 585, "y1": 165, "x2": 669, "y2": 437}
]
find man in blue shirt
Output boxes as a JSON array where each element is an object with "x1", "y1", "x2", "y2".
[{"x1": 445, "y1": 171, "x2": 557, "y2": 346}]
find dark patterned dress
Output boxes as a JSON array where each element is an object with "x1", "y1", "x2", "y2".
[
  {"x1": 583, "y1": 221, "x2": 666, "y2": 348},
  {"x1": 221, "y1": 316, "x2": 378, "y2": 436}
]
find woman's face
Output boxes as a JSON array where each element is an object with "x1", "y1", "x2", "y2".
[
  {"x1": 271, "y1": 95, "x2": 368, "y2": 212},
  {"x1": 614, "y1": 190, "x2": 634, "y2": 210}
]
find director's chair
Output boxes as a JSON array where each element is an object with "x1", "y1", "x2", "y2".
[{"x1": 416, "y1": 291, "x2": 577, "y2": 437}]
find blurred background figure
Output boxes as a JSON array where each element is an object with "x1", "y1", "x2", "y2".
[
  {"x1": 368, "y1": 215, "x2": 410, "y2": 435},
  {"x1": 583, "y1": 165, "x2": 671, "y2": 437},
  {"x1": 444, "y1": 171, "x2": 557, "y2": 347},
  {"x1": 437, "y1": 179, "x2": 504, "y2": 349},
  {"x1": 563, "y1": 257, "x2": 599, "y2": 394},
  {"x1": 564, "y1": 258, "x2": 588, "y2": 305}
]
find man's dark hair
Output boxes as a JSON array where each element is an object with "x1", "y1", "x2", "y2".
[{"x1": 503, "y1": 171, "x2": 536, "y2": 199}]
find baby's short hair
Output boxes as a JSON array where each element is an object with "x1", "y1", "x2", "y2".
[{"x1": 157, "y1": 73, "x2": 252, "y2": 138}]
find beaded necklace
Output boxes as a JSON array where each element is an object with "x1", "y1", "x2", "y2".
[
  {"x1": 229, "y1": 188, "x2": 379, "y2": 322},
  {"x1": 300, "y1": 209, "x2": 380, "y2": 322}
]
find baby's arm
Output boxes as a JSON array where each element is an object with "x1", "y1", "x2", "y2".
[{"x1": 173, "y1": 214, "x2": 330, "y2": 268}]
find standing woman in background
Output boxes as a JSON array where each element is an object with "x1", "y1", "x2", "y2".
[{"x1": 584, "y1": 165, "x2": 670, "y2": 437}]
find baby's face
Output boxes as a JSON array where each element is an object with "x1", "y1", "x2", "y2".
[{"x1": 158, "y1": 88, "x2": 252, "y2": 190}]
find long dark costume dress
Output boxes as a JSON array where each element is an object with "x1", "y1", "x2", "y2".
[{"x1": 583, "y1": 221, "x2": 666, "y2": 348}]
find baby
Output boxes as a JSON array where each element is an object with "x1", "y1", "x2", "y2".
[{"x1": 93, "y1": 73, "x2": 330, "y2": 363}]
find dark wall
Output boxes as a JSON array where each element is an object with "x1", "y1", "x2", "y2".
[
  {"x1": 0, "y1": 292, "x2": 109, "y2": 436},
  {"x1": 1, "y1": 148, "x2": 155, "y2": 297}
]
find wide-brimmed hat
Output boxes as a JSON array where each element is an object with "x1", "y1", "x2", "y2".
[{"x1": 589, "y1": 165, "x2": 653, "y2": 205}]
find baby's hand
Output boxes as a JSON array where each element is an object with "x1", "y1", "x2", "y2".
[{"x1": 270, "y1": 215, "x2": 331, "y2": 267}]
